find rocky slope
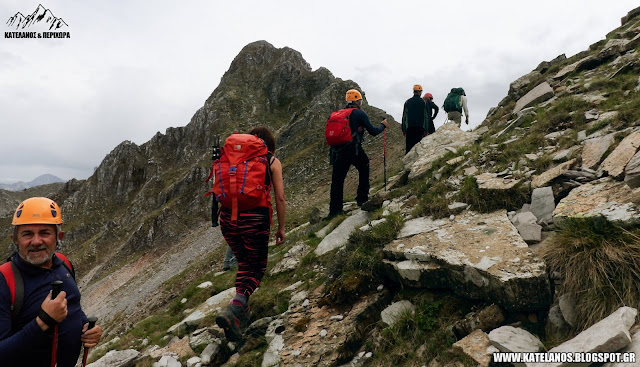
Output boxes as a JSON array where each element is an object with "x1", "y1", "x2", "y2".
[
  {"x1": 0, "y1": 40, "x2": 404, "y2": 335},
  {"x1": 8, "y1": 6, "x2": 640, "y2": 367},
  {"x1": 84, "y1": 6, "x2": 640, "y2": 367}
]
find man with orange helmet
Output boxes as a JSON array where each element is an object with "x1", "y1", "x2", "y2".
[
  {"x1": 0, "y1": 197, "x2": 102, "y2": 366},
  {"x1": 402, "y1": 84, "x2": 433, "y2": 154},
  {"x1": 328, "y1": 89, "x2": 388, "y2": 217}
]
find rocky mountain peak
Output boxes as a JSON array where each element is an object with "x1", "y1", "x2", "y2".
[{"x1": 16, "y1": 9, "x2": 640, "y2": 367}]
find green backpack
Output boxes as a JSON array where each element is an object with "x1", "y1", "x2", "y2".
[{"x1": 443, "y1": 88, "x2": 465, "y2": 112}]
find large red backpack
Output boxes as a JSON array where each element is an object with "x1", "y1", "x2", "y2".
[
  {"x1": 0, "y1": 253, "x2": 74, "y2": 321},
  {"x1": 325, "y1": 108, "x2": 356, "y2": 146},
  {"x1": 206, "y1": 133, "x2": 272, "y2": 221}
]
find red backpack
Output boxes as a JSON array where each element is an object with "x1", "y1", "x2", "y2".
[
  {"x1": 0, "y1": 253, "x2": 74, "y2": 320},
  {"x1": 325, "y1": 108, "x2": 356, "y2": 146},
  {"x1": 205, "y1": 133, "x2": 272, "y2": 221}
]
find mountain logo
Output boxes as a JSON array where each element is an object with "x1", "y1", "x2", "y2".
[
  {"x1": 5, "y1": 4, "x2": 70, "y2": 39},
  {"x1": 6, "y1": 4, "x2": 68, "y2": 30}
]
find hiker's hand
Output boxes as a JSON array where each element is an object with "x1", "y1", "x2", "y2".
[
  {"x1": 424, "y1": 132, "x2": 429, "y2": 137},
  {"x1": 82, "y1": 323, "x2": 103, "y2": 348},
  {"x1": 402, "y1": 132, "x2": 406, "y2": 136},
  {"x1": 381, "y1": 119, "x2": 389, "y2": 128},
  {"x1": 38, "y1": 290, "x2": 67, "y2": 330},
  {"x1": 276, "y1": 227, "x2": 286, "y2": 245}
]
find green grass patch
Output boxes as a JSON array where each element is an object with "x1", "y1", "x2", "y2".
[
  {"x1": 235, "y1": 338, "x2": 269, "y2": 367},
  {"x1": 367, "y1": 290, "x2": 479, "y2": 367},
  {"x1": 321, "y1": 213, "x2": 404, "y2": 307},
  {"x1": 586, "y1": 119, "x2": 610, "y2": 135},
  {"x1": 412, "y1": 179, "x2": 455, "y2": 219},
  {"x1": 543, "y1": 216, "x2": 640, "y2": 331},
  {"x1": 457, "y1": 176, "x2": 530, "y2": 213}
]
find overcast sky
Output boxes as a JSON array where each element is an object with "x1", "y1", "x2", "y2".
[{"x1": 1, "y1": 1, "x2": 638, "y2": 184}]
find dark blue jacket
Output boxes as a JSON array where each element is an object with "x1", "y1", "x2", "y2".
[
  {"x1": 0, "y1": 253, "x2": 87, "y2": 367},
  {"x1": 347, "y1": 105, "x2": 386, "y2": 142}
]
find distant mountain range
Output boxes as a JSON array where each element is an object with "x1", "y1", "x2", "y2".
[
  {"x1": 6, "y1": 4, "x2": 68, "y2": 30},
  {"x1": 0, "y1": 174, "x2": 65, "y2": 191}
]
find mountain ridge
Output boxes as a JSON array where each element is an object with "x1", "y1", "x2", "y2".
[{"x1": 0, "y1": 173, "x2": 65, "y2": 191}]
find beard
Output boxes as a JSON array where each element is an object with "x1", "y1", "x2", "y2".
[{"x1": 20, "y1": 244, "x2": 54, "y2": 266}]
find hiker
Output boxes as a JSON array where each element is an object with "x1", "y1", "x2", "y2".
[
  {"x1": 212, "y1": 126, "x2": 286, "y2": 342},
  {"x1": 443, "y1": 87, "x2": 469, "y2": 127},
  {"x1": 422, "y1": 92, "x2": 438, "y2": 134},
  {"x1": 402, "y1": 84, "x2": 433, "y2": 154},
  {"x1": 328, "y1": 89, "x2": 388, "y2": 217},
  {"x1": 0, "y1": 197, "x2": 102, "y2": 366},
  {"x1": 222, "y1": 244, "x2": 237, "y2": 271}
]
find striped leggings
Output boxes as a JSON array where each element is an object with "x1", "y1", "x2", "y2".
[{"x1": 220, "y1": 207, "x2": 271, "y2": 299}]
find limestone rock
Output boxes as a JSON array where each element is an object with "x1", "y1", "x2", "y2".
[
  {"x1": 87, "y1": 350, "x2": 142, "y2": 367},
  {"x1": 453, "y1": 329, "x2": 499, "y2": 367},
  {"x1": 404, "y1": 123, "x2": 482, "y2": 180},
  {"x1": 516, "y1": 222, "x2": 542, "y2": 244},
  {"x1": 169, "y1": 288, "x2": 235, "y2": 334},
  {"x1": 384, "y1": 210, "x2": 551, "y2": 311},
  {"x1": 380, "y1": 300, "x2": 415, "y2": 326},
  {"x1": 597, "y1": 39, "x2": 630, "y2": 60},
  {"x1": 553, "y1": 178, "x2": 640, "y2": 225},
  {"x1": 270, "y1": 241, "x2": 312, "y2": 275},
  {"x1": 622, "y1": 6, "x2": 640, "y2": 25},
  {"x1": 509, "y1": 71, "x2": 542, "y2": 100},
  {"x1": 488, "y1": 326, "x2": 545, "y2": 353},
  {"x1": 189, "y1": 328, "x2": 216, "y2": 351},
  {"x1": 558, "y1": 294, "x2": 577, "y2": 328},
  {"x1": 475, "y1": 172, "x2": 522, "y2": 191},
  {"x1": 315, "y1": 210, "x2": 370, "y2": 256},
  {"x1": 624, "y1": 149, "x2": 640, "y2": 188},
  {"x1": 601, "y1": 131, "x2": 640, "y2": 179},
  {"x1": 277, "y1": 292, "x2": 390, "y2": 366},
  {"x1": 526, "y1": 307, "x2": 637, "y2": 367},
  {"x1": 530, "y1": 187, "x2": 555, "y2": 224},
  {"x1": 532, "y1": 159, "x2": 577, "y2": 188},
  {"x1": 582, "y1": 133, "x2": 615, "y2": 170},
  {"x1": 398, "y1": 217, "x2": 448, "y2": 239},
  {"x1": 513, "y1": 82, "x2": 554, "y2": 114},
  {"x1": 452, "y1": 304, "x2": 506, "y2": 338},
  {"x1": 552, "y1": 149, "x2": 573, "y2": 162},
  {"x1": 603, "y1": 330, "x2": 640, "y2": 367},
  {"x1": 546, "y1": 305, "x2": 571, "y2": 335}
]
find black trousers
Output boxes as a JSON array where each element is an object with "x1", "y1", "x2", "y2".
[
  {"x1": 329, "y1": 146, "x2": 370, "y2": 215},
  {"x1": 405, "y1": 126, "x2": 425, "y2": 154}
]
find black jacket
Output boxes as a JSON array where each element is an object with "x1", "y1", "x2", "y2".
[{"x1": 402, "y1": 95, "x2": 432, "y2": 133}]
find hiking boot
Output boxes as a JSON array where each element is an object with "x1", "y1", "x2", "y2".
[
  {"x1": 326, "y1": 210, "x2": 345, "y2": 220},
  {"x1": 360, "y1": 194, "x2": 384, "y2": 212},
  {"x1": 216, "y1": 303, "x2": 250, "y2": 342}
]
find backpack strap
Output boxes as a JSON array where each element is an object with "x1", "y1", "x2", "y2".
[
  {"x1": 55, "y1": 253, "x2": 74, "y2": 278},
  {"x1": 265, "y1": 153, "x2": 274, "y2": 187},
  {"x1": 0, "y1": 253, "x2": 75, "y2": 324},
  {"x1": 0, "y1": 261, "x2": 22, "y2": 321}
]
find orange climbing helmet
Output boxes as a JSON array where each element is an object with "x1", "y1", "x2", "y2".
[
  {"x1": 413, "y1": 84, "x2": 423, "y2": 92},
  {"x1": 12, "y1": 197, "x2": 63, "y2": 226},
  {"x1": 345, "y1": 89, "x2": 363, "y2": 101}
]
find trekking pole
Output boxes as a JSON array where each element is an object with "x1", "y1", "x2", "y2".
[
  {"x1": 81, "y1": 316, "x2": 98, "y2": 367},
  {"x1": 383, "y1": 117, "x2": 387, "y2": 192},
  {"x1": 211, "y1": 135, "x2": 221, "y2": 227},
  {"x1": 50, "y1": 280, "x2": 63, "y2": 367}
]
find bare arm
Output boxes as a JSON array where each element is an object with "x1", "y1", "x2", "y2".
[{"x1": 270, "y1": 158, "x2": 286, "y2": 245}]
